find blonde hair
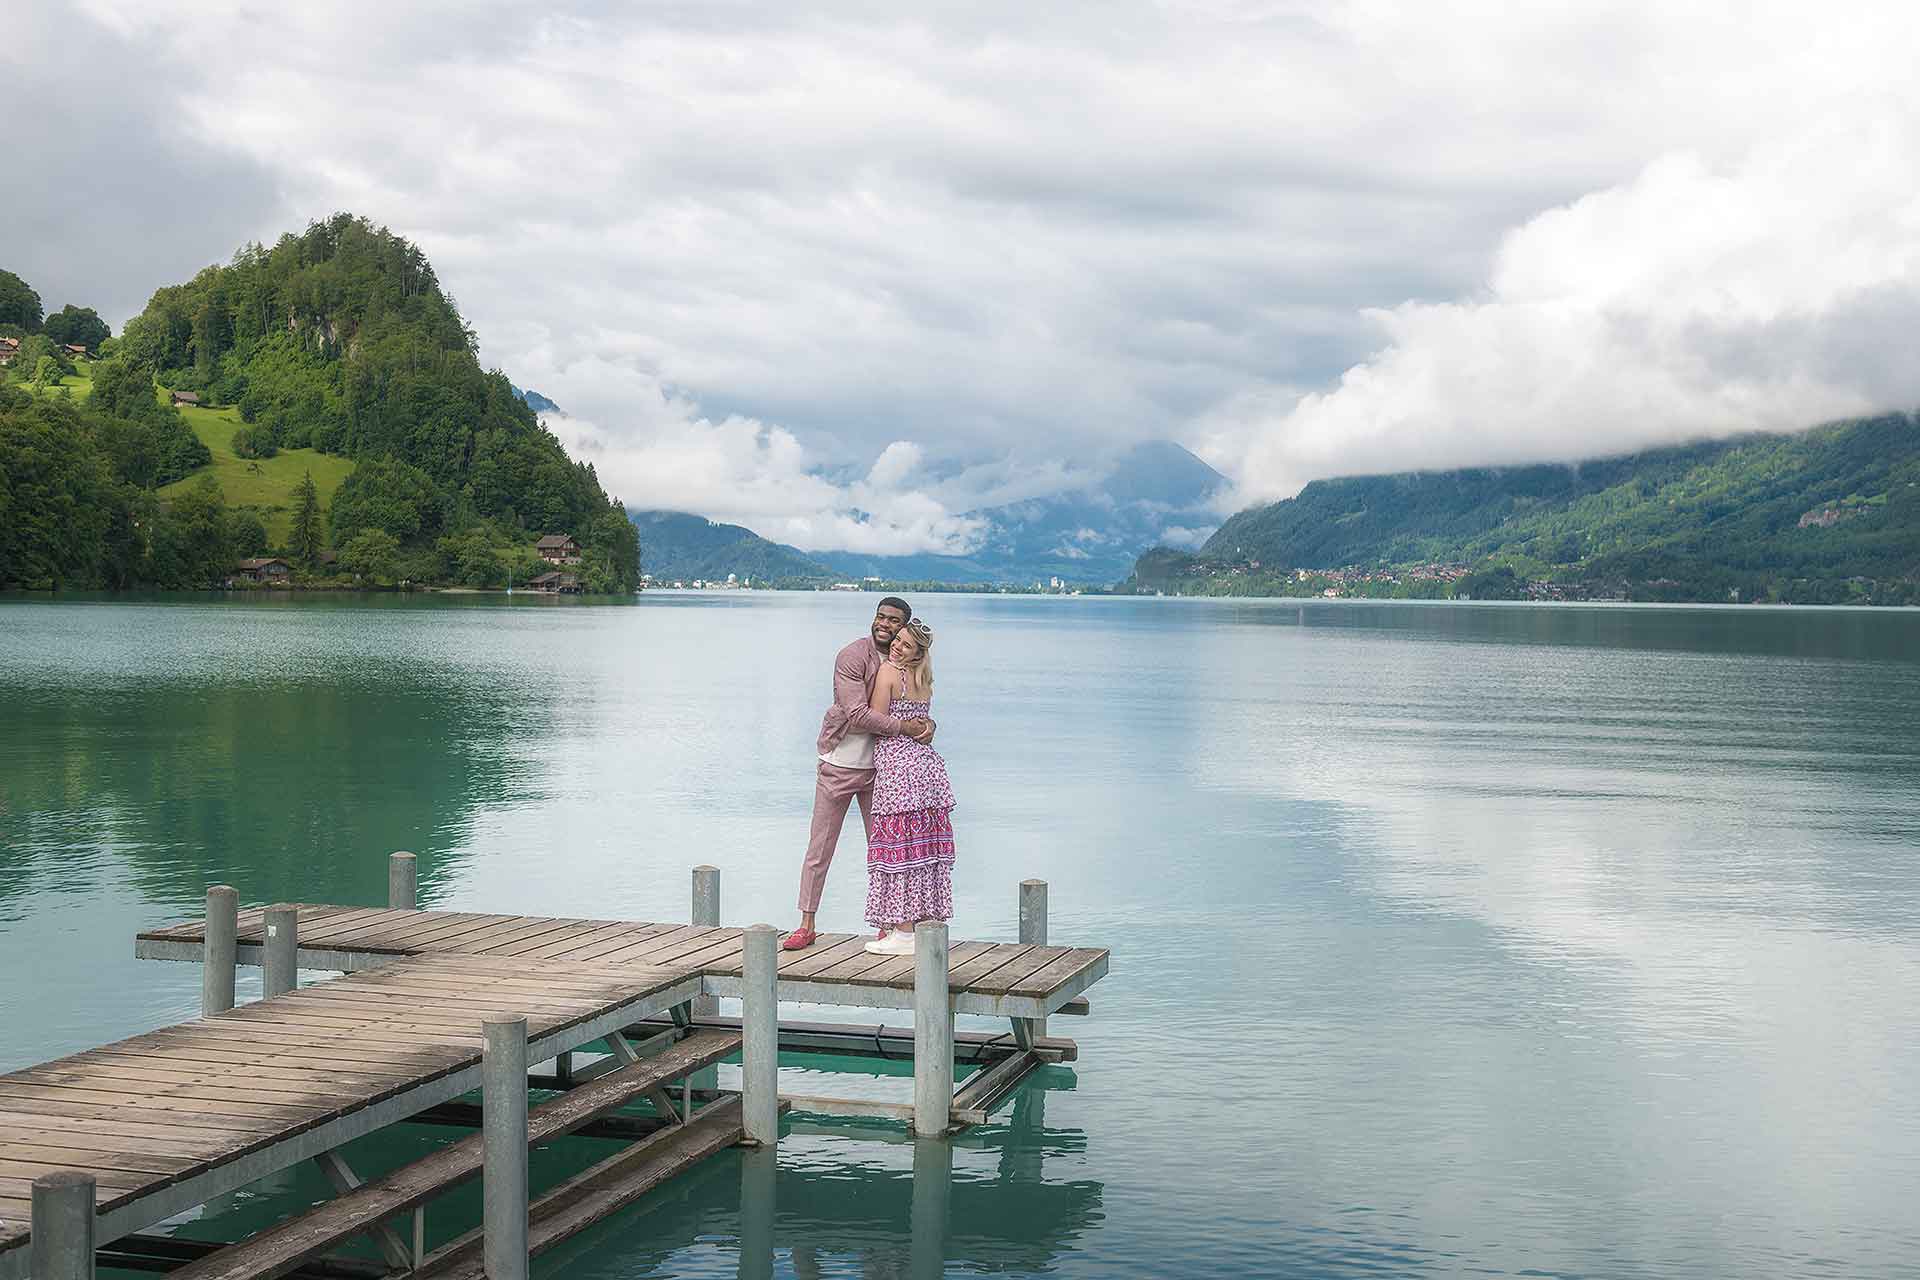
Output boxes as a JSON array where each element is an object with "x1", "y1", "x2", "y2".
[{"x1": 894, "y1": 619, "x2": 934, "y2": 694}]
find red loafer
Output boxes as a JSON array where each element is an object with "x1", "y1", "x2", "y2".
[{"x1": 780, "y1": 927, "x2": 817, "y2": 951}]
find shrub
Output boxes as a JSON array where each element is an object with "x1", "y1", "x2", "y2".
[{"x1": 231, "y1": 425, "x2": 278, "y2": 459}]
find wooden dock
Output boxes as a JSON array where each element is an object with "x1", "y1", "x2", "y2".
[
  {"x1": 133, "y1": 907, "x2": 1108, "y2": 1019},
  {"x1": 2, "y1": 861, "x2": 1109, "y2": 1279}
]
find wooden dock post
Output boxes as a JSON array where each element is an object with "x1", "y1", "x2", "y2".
[
  {"x1": 741, "y1": 924, "x2": 779, "y2": 1146},
  {"x1": 201, "y1": 885, "x2": 237, "y2": 1016},
  {"x1": 913, "y1": 920, "x2": 954, "y2": 1137},
  {"x1": 482, "y1": 1014, "x2": 530, "y2": 1280},
  {"x1": 389, "y1": 851, "x2": 418, "y2": 910},
  {"x1": 30, "y1": 1171, "x2": 96, "y2": 1279},
  {"x1": 262, "y1": 904, "x2": 298, "y2": 999},
  {"x1": 1019, "y1": 879, "x2": 1048, "y2": 1044},
  {"x1": 691, "y1": 865, "x2": 720, "y2": 1018}
]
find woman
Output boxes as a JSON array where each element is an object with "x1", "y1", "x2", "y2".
[{"x1": 862, "y1": 618, "x2": 955, "y2": 955}]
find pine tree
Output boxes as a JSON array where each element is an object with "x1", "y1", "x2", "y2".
[{"x1": 290, "y1": 471, "x2": 324, "y2": 565}]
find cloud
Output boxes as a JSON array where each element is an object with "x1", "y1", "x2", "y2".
[
  {"x1": 18, "y1": 1, "x2": 1920, "y2": 542},
  {"x1": 524, "y1": 361, "x2": 986, "y2": 554},
  {"x1": 2, "y1": 8, "x2": 285, "y2": 327},
  {"x1": 1157, "y1": 524, "x2": 1216, "y2": 550},
  {"x1": 1233, "y1": 106, "x2": 1920, "y2": 501}
]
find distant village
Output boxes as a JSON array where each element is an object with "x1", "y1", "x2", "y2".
[{"x1": 1147, "y1": 557, "x2": 1652, "y2": 602}]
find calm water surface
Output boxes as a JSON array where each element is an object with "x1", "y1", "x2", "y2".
[{"x1": 2, "y1": 593, "x2": 1918, "y2": 1278}]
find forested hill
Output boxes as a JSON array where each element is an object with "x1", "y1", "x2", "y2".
[
  {"x1": 1126, "y1": 414, "x2": 1920, "y2": 605},
  {"x1": 629, "y1": 510, "x2": 832, "y2": 583},
  {"x1": 3, "y1": 215, "x2": 637, "y2": 590}
]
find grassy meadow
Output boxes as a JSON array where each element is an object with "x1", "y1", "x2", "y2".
[
  {"x1": 8, "y1": 358, "x2": 95, "y2": 401},
  {"x1": 7, "y1": 365, "x2": 353, "y2": 542},
  {"x1": 157, "y1": 400, "x2": 356, "y2": 542}
]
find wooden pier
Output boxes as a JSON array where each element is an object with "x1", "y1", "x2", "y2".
[{"x1": 1, "y1": 861, "x2": 1108, "y2": 1278}]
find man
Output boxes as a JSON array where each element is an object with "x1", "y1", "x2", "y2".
[{"x1": 784, "y1": 597, "x2": 934, "y2": 950}]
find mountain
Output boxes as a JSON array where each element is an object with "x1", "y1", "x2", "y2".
[
  {"x1": 1126, "y1": 414, "x2": 1920, "y2": 605},
  {"x1": 511, "y1": 385, "x2": 560, "y2": 415},
  {"x1": 818, "y1": 441, "x2": 1227, "y2": 585},
  {"x1": 631, "y1": 510, "x2": 832, "y2": 583}
]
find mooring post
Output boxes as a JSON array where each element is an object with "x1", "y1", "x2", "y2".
[
  {"x1": 741, "y1": 923, "x2": 779, "y2": 1146},
  {"x1": 31, "y1": 1171, "x2": 96, "y2": 1279},
  {"x1": 1019, "y1": 879, "x2": 1049, "y2": 1043},
  {"x1": 690, "y1": 865, "x2": 720, "y2": 1018},
  {"x1": 262, "y1": 904, "x2": 299, "y2": 999},
  {"x1": 913, "y1": 920, "x2": 954, "y2": 1137},
  {"x1": 389, "y1": 851, "x2": 418, "y2": 910},
  {"x1": 482, "y1": 1014, "x2": 530, "y2": 1280},
  {"x1": 202, "y1": 884, "x2": 238, "y2": 1016}
]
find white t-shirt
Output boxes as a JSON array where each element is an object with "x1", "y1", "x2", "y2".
[{"x1": 820, "y1": 731, "x2": 875, "y2": 770}]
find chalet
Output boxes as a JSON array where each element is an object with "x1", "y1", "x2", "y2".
[
  {"x1": 527, "y1": 570, "x2": 582, "y2": 594},
  {"x1": 0, "y1": 336, "x2": 19, "y2": 364},
  {"x1": 62, "y1": 344, "x2": 89, "y2": 359},
  {"x1": 234, "y1": 557, "x2": 291, "y2": 584},
  {"x1": 535, "y1": 534, "x2": 581, "y2": 566},
  {"x1": 170, "y1": 390, "x2": 202, "y2": 407}
]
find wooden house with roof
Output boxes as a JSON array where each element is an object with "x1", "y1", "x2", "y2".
[{"x1": 233, "y1": 557, "x2": 292, "y2": 584}]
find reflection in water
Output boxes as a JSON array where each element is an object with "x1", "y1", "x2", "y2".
[
  {"x1": 0, "y1": 599, "x2": 558, "y2": 1063},
  {"x1": 526, "y1": 1080, "x2": 1101, "y2": 1279},
  {"x1": 5, "y1": 594, "x2": 1918, "y2": 1278},
  {"x1": 738, "y1": 1145, "x2": 776, "y2": 1280}
]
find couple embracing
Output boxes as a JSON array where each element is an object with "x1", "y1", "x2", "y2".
[{"x1": 784, "y1": 597, "x2": 957, "y2": 956}]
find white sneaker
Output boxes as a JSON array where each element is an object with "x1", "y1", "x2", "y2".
[{"x1": 863, "y1": 931, "x2": 916, "y2": 955}]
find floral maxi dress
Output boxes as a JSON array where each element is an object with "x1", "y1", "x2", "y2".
[{"x1": 865, "y1": 694, "x2": 956, "y2": 929}]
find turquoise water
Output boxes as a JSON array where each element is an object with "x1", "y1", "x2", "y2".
[{"x1": 3, "y1": 593, "x2": 1919, "y2": 1277}]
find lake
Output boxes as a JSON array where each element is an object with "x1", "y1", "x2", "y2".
[{"x1": 2, "y1": 592, "x2": 1918, "y2": 1278}]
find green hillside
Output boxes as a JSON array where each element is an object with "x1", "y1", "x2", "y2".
[
  {"x1": 3, "y1": 215, "x2": 639, "y2": 591},
  {"x1": 158, "y1": 401, "x2": 356, "y2": 542},
  {"x1": 1128, "y1": 414, "x2": 1920, "y2": 605}
]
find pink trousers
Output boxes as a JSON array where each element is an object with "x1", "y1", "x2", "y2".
[{"x1": 798, "y1": 761, "x2": 875, "y2": 913}]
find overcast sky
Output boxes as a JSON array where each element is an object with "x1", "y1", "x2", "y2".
[{"x1": 7, "y1": 1, "x2": 1918, "y2": 551}]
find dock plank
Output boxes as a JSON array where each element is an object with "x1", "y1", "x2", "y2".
[
  {"x1": 520, "y1": 921, "x2": 655, "y2": 960},
  {"x1": 163, "y1": 1030, "x2": 742, "y2": 1280},
  {"x1": 553, "y1": 923, "x2": 677, "y2": 964},
  {"x1": 966, "y1": 946, "x2": 1073, "y2": 996},
  {"x1": 944, "y1": 943, "x2": 1038, "y2": 991},
  {"x1": 0, "y1": 1142, "x2": 197, "y2": 1177},
  {"x1": 585, "y1": 925, "x2": 721, "y2": 966},
  {"x1": 369, "y1": 912, "x2": 523, "y2": 951},
  {"x1": 1006, "y1": 947, "x2": 1108, "y2": 997},
  {"x1": 809, "y1": 945, "x2": 902, "y2": 985},
  {"x1": 0, "y1": 953, "x2": 710, "y2": 1260},
  {"x1": 442, "y1": 915, "x2": 598, "y2": 955},
  {"x1": 773, "y1": 934, "x2": 868, "y2": 979},
  {"x1": 265, "y1": 907, "x2": 401, "y2": 946}
]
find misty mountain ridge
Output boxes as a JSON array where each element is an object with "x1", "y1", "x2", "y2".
[
  {"x1": 1127, "y1": 413, "x2": 1920, "y2": 605},
  {"x1": 632, "y1": 440, "x2": 1227, "y2": 585},
  {"x1": 819, "y1": 441, "x2": 1227, "y2": 584}
]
